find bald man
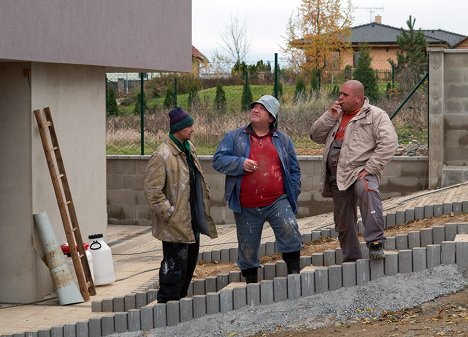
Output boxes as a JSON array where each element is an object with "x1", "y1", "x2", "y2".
[{"x1": 310, "y1": 80, "x2": 398, "y2": 262}]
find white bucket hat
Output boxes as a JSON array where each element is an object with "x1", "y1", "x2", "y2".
[{"x1": 250, "y1": 95, "x2": 280, "y2": 120}]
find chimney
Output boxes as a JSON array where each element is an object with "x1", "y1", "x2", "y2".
[{"x1": 374, "y1": 15, "x2": 382, "y2": 24}]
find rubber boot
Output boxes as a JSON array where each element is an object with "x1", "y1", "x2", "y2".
[
  {"x1": 282, "y1": 251, "x2": 301, "y2": 274},
  {"x1": 241, "y1": 268, "x2": 258, "y2": 284}
]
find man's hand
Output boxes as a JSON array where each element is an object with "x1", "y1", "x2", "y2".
[
  {"x1": 358, "y1": 169, "x2": 369, "y2": 179},
  {"x1": 243, "y1": 159, "x2": 258, "y2": 173},
  {"x1": 329, "y1": 101, "x2": 343, "y2": 119}
]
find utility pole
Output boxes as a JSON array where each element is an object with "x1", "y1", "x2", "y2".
[{"x1": 356, "y1": 6, "x2": 384, "y2": 23}]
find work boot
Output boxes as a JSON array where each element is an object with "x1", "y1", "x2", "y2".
[
  {"x1": 241, "y1": 268, "x2": 258, "y2": 284},
  {"x1": 282, "y1": 251, "x2": 301, "y2": 274},
  {"x1": 369, "y1": 242, "x2": 385, "y2": 259}
]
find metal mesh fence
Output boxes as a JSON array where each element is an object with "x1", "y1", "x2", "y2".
[{"x1": 106, "y1": 59, "x2": 428, "y2": 156}]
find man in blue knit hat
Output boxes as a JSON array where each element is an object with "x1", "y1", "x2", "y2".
[{"x1": 144, "y1": 107, "x2": 218, "y2": 303}]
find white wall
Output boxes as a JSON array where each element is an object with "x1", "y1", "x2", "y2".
[{"x1": 0, "y1": 62, "x2": 107, "y2": 303}]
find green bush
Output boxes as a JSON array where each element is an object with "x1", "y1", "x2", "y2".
[{"x1": 106, "y1": 87, "x2": 119, "y2": 116}]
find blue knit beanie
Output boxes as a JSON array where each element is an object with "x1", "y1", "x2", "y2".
[{"x1": 169, "y1": 107, "x2": 194, "y2": 133}]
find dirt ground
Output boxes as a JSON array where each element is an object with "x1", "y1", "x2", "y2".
[{"x1": 194, "y1": 213, "x2": 468, "y2": 337}]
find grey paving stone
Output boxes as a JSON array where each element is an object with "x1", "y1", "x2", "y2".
[
  {"x1": 463, "y1": 201, "x2": 468, "y2": 213},
  {"x1": 265, "y1": 241, "x2": 276, "y2": 255},
  {"x1": 192, "y1": 295, "x2": 207, "y2": 319},
  {"x1": 220, "y1": 248, "x2": 230, "y2": 262},
  {"x1": 414, "y1": 206, "x2": 425, "y2": 220},
  {"x1": 260, "y1": 280, "x2": 274, "y2": 305},
  {"x1": 187, "y1": 282, "x2": 193, "y2": 297},
  {"x1": 135, "y1": 292, "x2": 147, "y2": 309},
  {"x1": 91, "y1": 300, "x2": 102, "y2": 312},
  {"x1": 274, "y1": 277, "x2": 287, "y2": 302},
  {"x1": 300, "y1": 256, "x2": 311, "y2": 270},
  {"x1": 263, "y1": 263, "x2": 276, "y2": 280},
  {"x1": 88, "y1": 318, "x2": 101, "y2": 337},
  {"x1": 112, "y1": 296, "x2": 124, "y2": 312},
  {"x1": 398, "y1": 250, "x2": 413, "y2": 273},
  {"x1": 179, "y1": 298, "x2": 193, "y2": 323},
  {"x1": 424, "y1": 205, "x2": 434, "y2": 218},
  {"x1": 396, "y1": 210, "x2": 405, "y2": 225},
  {"x1": 102, "y1": 299, "x2": 113, "y2": 312},
  {"x1": 246, "y1": 283, "x2": 260, "y2": 306},
  {"x1": 420, "y1": 228, "x2": 433, "y2": 247},
  {"x1": 456, "y1": 242, "x2": 468, "y2": 268},
  {"x1": 302, "y1": 233, "x2": 312, "y2": 243},
  {"x1": 408, "y1": 231, "x2": 421, "y2": 249},
  {"x1": 205, "y1": 276, "x2": 217, "y2": 293},
  {"x1": 258, "y1": 243, "x2": 266, "y2": 257},
  {"x1": 370, "y1": 259, "x2": 384, "y2": 280},
  {"x1": 211, "y1": 250, "x2": 221, "y2": 262},
  {"x1": 202, "y1": 251, "x2": 212, "y2": 263},
  {"x1": 405, "y1": 208, "x2": 415, "y2": 223},
  {"x1": 50, "y1": 326, "x2": 64, "y2": 337},
  {"x1": 101, "y1": 316, "x2": 115, "y2": 336},
  {"x1": 335, "y1": 248, "x2": 343, "y2": 265},
  {"x1": 311, "y1": 252, "x2": 324, "y2": 266},
  {"x1": 443, "y1": 203, "x2": 453, "y2": 215},
  {"x1": 323, "y1": 250, "x2": 336, "y2": 266},
  {"x1": 330, "y1": 228, "x2": 338, "y2": 238},
  {"x1": 257, "y1": 267, "x2": 264, "y2": 282},
  {"x1": 124, "y1": 294, "x2": 136, "y2": 311},
  {"x1": 193, "y1": 279, "x2": 205, "y2": 295},
  {"x1": 314, "y1": 267, "x2": 329, "y2": 293},
  {"x1": 287, "y1": 274, "x2": 301, "y2": 299},
  {"x1": 412, "y1": 247, "x2": 427, "y2": 272},
  {"x1": 386, "y1": 213, "x2": 396, "y2": 228},
  {"x1": 311, "y1": 230, "x2": 321, "y2": 241},
  {"x1": 396, "y1": 234, "x2": 408, "y2": 250},
  {"x1": 441, "y1": 241, "x2": 456, "y2": 265},
  {"x1": 229, "y1": 270, "x2": 241, "y2": 283},
  {"x1": 356, "y1": 259, "x2": 370, "y2": 285},
  {"x1": 427, "y1": 244, "x2": 441, "y2": 269},
  {"x1": 229, "y1": 247, "x2": 238, "y2": 263},
  {"x1": 452, "y1": 202, "x2": 462, "y2": 214},
  {"x1": 233, "y1": 286, "x2": 247, "y2": 309},
  {"x1": 384, "y1": 251, "x2": 399, "y2": 276},
  {"x1": 433, "y1": 204, "x2": 443, "y2": 216},
  {"x1": 140, "y1": 306, "x2": 154, "y2": 331},
  {"x1": 433, "y1": 226, "x2": 445, "y2": 244},
  {"x1": 300, "y1": 268, "x2": 315, "y2": 296},
  {"x1": 166, "y1": 301, "x2": 180, "y2": 326},
  {"x1": 63, "y1": 324, "x2": 76, "y2": 337},
  {"x1": 217, "y1": 273, "x2": 229, "y2": 291},
  {"x1": 146, "y1": 290, "x2": 157, "y2": 304},
  {"x1": 220, "y1": 288, "x2": 233, "y2": 313},
  {"x1": 445, "y1": 223, "x2": 458, "y2": 241},
  {"x1": 114, "y1": 312, "x2": 128, "y2": 333},
  {"x1": 38, "y1": 330, "x2": 50, "y2": 337},
  {"x1": 25, "y1": 332, "x2": 38, "y2": 337},
  {"x1": 384, "y1": 236, "x2": 396, "y2": 250},
  {"x1": 342, "y1": 262, "x2": 356, "y2": 287},
  {"x1": 206, "y1": 292, "x2": 220, "y2": 315},
  {"x1": 361, "y1": 242, "x2": 369, "y2": 259},
  {"x1": 458, "y1": 223, "x2": 468, "y2": 234},
  {"x1": 153, "y1": 303, "x2": 167, "y2": 328},
  {"x1": 276, "y1": 261, "x2": 288, "y2": 277},
  {"x1": 321, "y1": 229, "x2": 331, "y2": 238},
  {"x1": 127, "y1": 309, "x2": 141, "y2": 332},
  {"x1": 328, "y1": 265, "x2": 342, "y2": 290}
]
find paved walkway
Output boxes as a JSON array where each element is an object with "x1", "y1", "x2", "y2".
[{"x1": 1, "y1": 182, "x2": 467, "y2": 336}]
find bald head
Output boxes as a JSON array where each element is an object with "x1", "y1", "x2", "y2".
[{"x1": 338, "y1": 80, "x2": 365, "y2": 113}]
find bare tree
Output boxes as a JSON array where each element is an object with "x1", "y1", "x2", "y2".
[{"x1": 219, "y1": 15, "x2": 250, "y2": 64}]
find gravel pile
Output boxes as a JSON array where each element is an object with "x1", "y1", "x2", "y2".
[{"x1": 111, "y1": 264, "x2": 467, "y2": 337}]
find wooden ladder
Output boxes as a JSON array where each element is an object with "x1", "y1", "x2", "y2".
[{"x1": 33, "y1": 107, "x2": 96, "y2": 301}]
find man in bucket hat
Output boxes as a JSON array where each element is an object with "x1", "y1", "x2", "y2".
[
  {"x1": 213, "y1": 95, "x2": 303, "y2": 283},
  {"x1": 144, "y1": 107, "x2": 218, "y2": 303}
]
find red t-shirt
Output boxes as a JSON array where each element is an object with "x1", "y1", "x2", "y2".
[
  {"x1": 335, "y1": 108, "x2": 360, "y2": 141},
  {"x1": 240, "y1": 133, "x2": 285, "y2": 208}
]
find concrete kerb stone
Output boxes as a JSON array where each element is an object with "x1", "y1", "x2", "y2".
[{"x1": 14, "y1": 202, "x2": 466, "y2": 337}]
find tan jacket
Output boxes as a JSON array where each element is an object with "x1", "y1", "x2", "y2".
[
  {"x1": 310, "y1": 98, "x2": 398, "y2": 197},
  {"x1": 143, "y1": 135, "x2": 217, "y2": 242}
]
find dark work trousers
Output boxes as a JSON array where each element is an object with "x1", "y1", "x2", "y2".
[
  {"x1": 157, "y1": 239, "x2": 200, "y2": 303},
  {"x1": 327, "y1": 140, "x2": 386, "y2": 262}
]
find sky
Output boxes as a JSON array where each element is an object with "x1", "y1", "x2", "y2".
[{"x1": 192, "y1": 0, "x2": 468, "y2": 63}]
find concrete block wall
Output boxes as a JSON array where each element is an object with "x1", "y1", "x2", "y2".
[{"x1": 107, "y1": 156, "x2": 428, "y2": 225}]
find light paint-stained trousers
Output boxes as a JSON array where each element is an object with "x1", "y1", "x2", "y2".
[{"x1": 327, "y1": 140, "x2": 386, "y2": 262}]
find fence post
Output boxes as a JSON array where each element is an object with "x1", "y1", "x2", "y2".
[
  {"x1": 139, "y1": 73, "x2": 145, "y2": 155},
  {"x1": 274, "y1": 53, "x2": 279, "y2": 99},
  {"x1": 173, "y1": 77, "x2": 178, "y2": 108}
]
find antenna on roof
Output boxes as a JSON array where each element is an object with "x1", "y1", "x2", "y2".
[{"x1": 356, "y1": 6, "x2": 384, "y2": 23}]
